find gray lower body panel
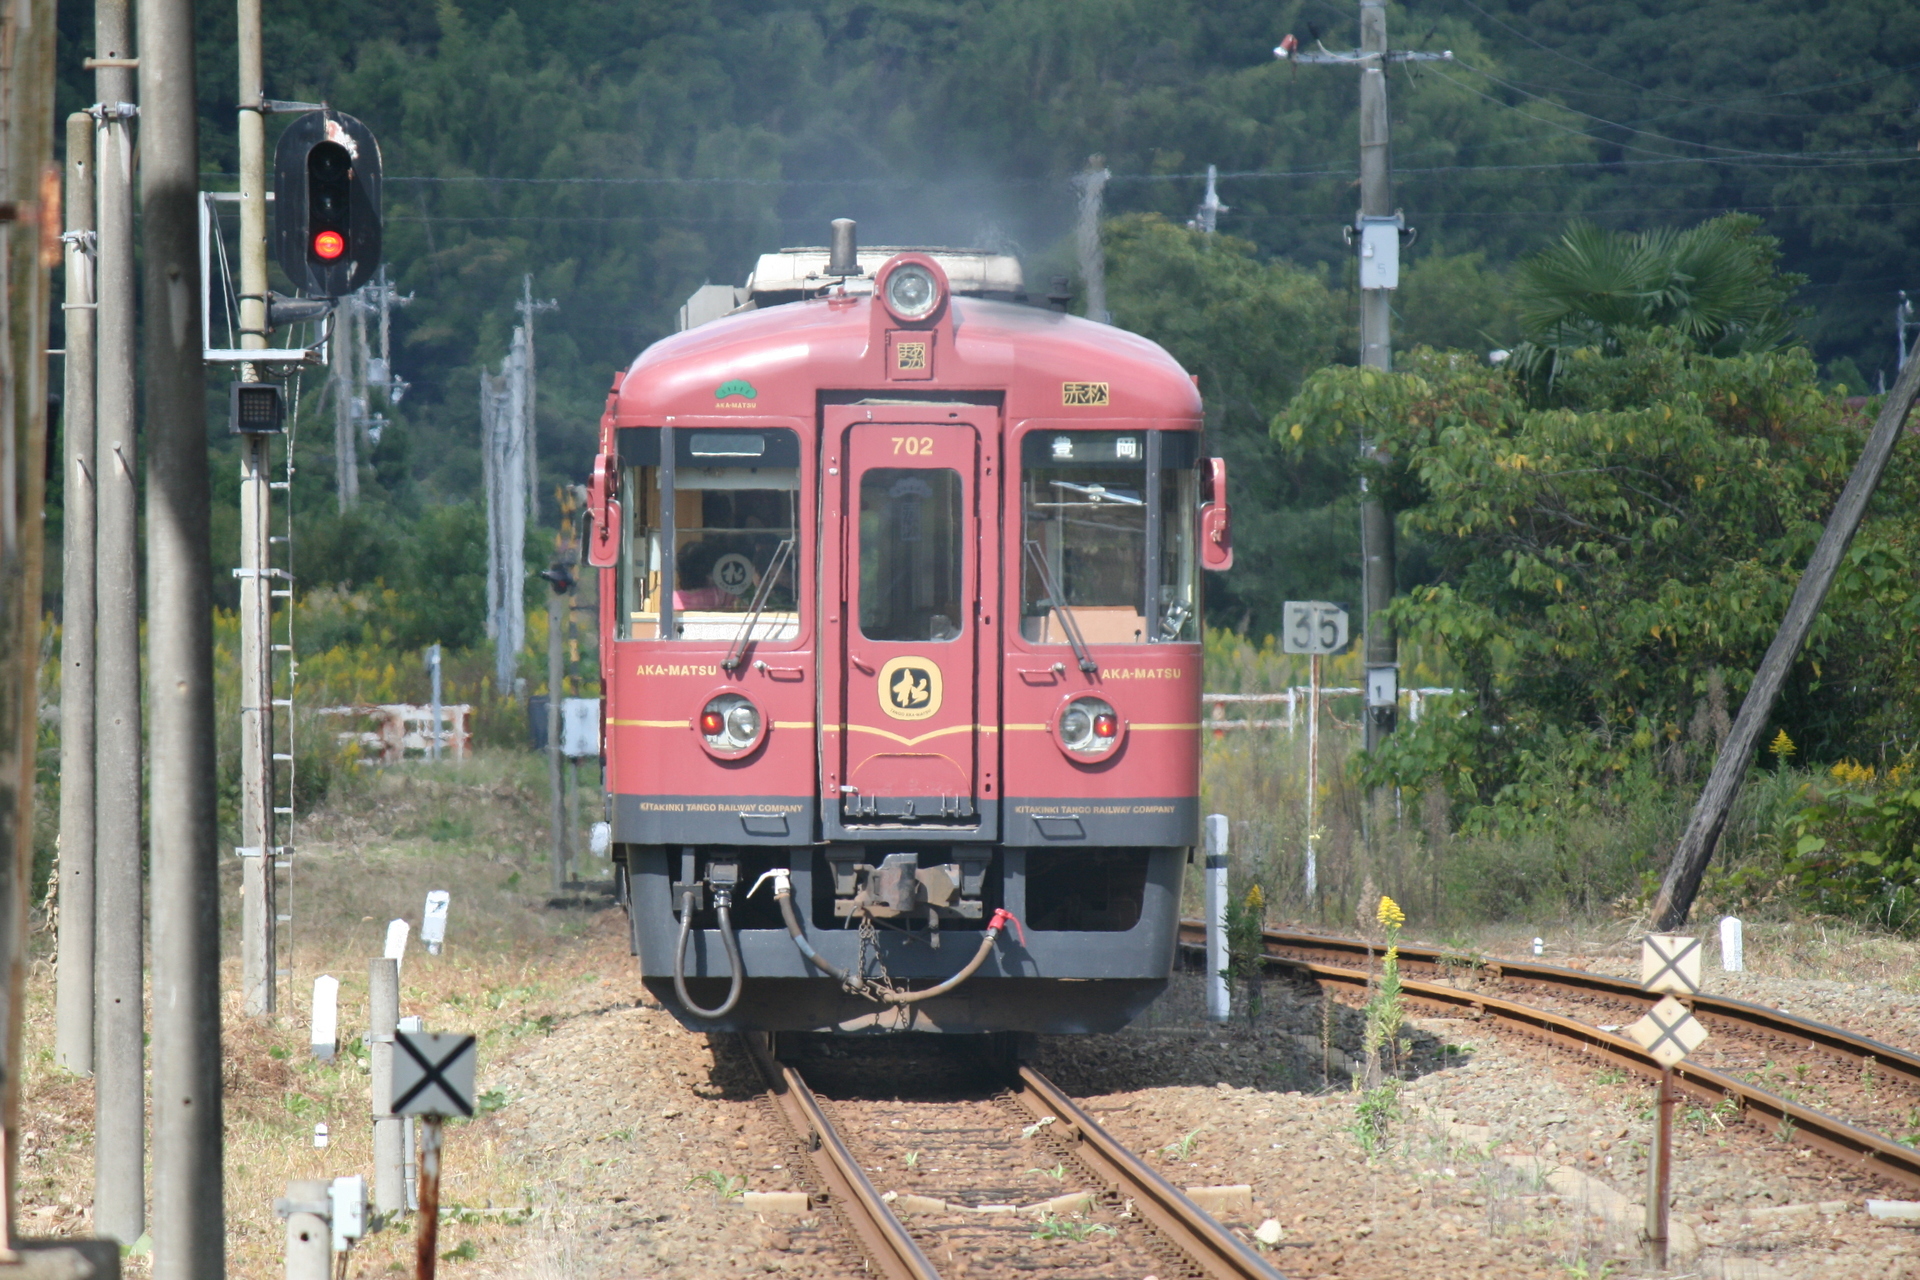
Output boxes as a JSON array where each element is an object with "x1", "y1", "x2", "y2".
[
  {"x1": 628, "y1": 846, "x2": 1183, "y2": 1034},
  {"x1": 1002, "y1": 796, "x2": 1198, "y2": 847},
  {"x1": 614, "y1": 793, "x2": 817, "y2": 845}
]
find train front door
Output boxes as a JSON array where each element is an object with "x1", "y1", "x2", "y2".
[{"x1": 822, "y1": 414, "x2": 995, "y2": 835}]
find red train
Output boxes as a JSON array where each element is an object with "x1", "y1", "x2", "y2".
[{"x1": 585, "y1": 224, "x2": 1232, "y2": 1035}]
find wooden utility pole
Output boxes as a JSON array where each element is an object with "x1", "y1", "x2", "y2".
[
  {"x1": 55, "y1": 113, "x2": 99, "y2": 1078},
  {"x1": 1280, "y1": 7, "x2": 1450, "y2": 758},
  {"x1": 141, "y1": 0, "x2": 228, "y2": 1262},
  {"x1": 91, "y1": 0, "x2": 146, "y2": 1243},
  {"x1": 1653, "y1": 339, "x2": 1920, "y2": 928}
]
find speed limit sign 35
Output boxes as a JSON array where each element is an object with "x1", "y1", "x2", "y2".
[{"x1": 1282, "y1": 601, "x2": 1350, "y2": 655}]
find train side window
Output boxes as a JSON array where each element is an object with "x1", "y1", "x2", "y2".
[
  {"x1": 858, "y1": 467, "x2": 965, "y2": 642},
  {"x1": 616, "y1": 428, "x2": 801, "y2": 642},
  {"x1": 1020, "y1": 430, "x2": 1198, "y2": 645}
]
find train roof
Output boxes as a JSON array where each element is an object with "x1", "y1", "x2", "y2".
[{"x1": 619, "y1": 279, "x2": 1203, "y2": 429}]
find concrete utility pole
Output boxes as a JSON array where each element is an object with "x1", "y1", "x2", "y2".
[
  {"x1": 2, "y1": 0, "x2": 58, "y2": 1248},
  {"x1": 236, "y1": 0, "x2": 277, "y2": 1020},
  {"x1": 91, "y1": 0, "x2": 146, "y2": 1243},
  {"x1": 514, "y1": 274, "x2": 557, "y2": 525},
  {"x1": 1188, "y1": 164, "x2": 1227, "y2": 235},
  {"x1": 1279, "y1": 6, "x2": 1451, "y2": 758},
  {"x1": 483, "y1": 339, "x2": 529, "y2": 688},
  {"x1": 56, "y1": 113, "x2": 99, "y2": 1078},
  {"x1": 1653, "y1": 336, "x2": 1920, "y2": 929},
  {"x1": 1073, "y1": 157, "x2": 1110, "y2": 324},
  {"x1": 369, "y1": 959, "x2": 404, "y2": 1217},
  {"x1": 141, "y1": 0, "x2": 228, "y2": 1264}
]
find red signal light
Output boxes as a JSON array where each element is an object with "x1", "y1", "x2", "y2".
[
  {"x1": 700, "y1": 710, "x2": 725, "y2": 736},
  {"x1": 312, "y1": 229, "x2": 346, "y2": 260},
  {"x1": 1093, "y1": 712, "x2": 1118, "y2": 739}
]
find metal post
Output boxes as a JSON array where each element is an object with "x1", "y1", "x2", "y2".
[
  {"x1": 92, "y1": 0, "x2": 145, "y2": 1242},
  {"x1": 547, "y1": 573, "x2": 569, "y2": 893},
  {"x1": 55, "y1": 111, "x2": 100, "y2": 1078},
  {"x1": 427, "y1": 644, "x2": 442, "y2": 761},
  {"x1": 236, "y1": 0, "x2": 276, "y2": 1020},
  {"x1": 1203, "y1": 814, "x2": 1230, "y2": 1022},
  {"x1": 514, "y1": 275, "x2": 556, "y2": 528},
  {"x1": 1646, "y1": 1066, "x2": 1673, "y2": 1268},
  {"x1": 415, "y1": 1118, "x2": 444, "y2": 1280},
  {"x1": 283, "y1": 1179, "x2": 331, "y2": 1280},
  {"x1": 370, "y1": 958, "x2": 404, "y2": 1217},
  {"x1": 142, "y1": 0, "x2": 226, "y2": 1262},
  {"x1": 1306, "y1": 654, "x2": 1321, "y2": 901}
]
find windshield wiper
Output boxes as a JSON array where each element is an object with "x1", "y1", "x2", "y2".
[
  {"x1": 1023, "y1": 539, "x2": 1097, "y2": 674},
  {"x1": 723, "y1": 538, "x2": 796, "y2": 673},
  {"x1": 1050, "y1": 479, "x2": 1144, "y2": 506}
]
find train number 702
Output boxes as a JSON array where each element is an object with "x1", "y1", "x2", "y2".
[{"x1": 891, "y1": 436, "x2": 935, "y2": 456}]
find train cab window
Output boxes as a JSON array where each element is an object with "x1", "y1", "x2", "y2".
[
  {"x1": 859, "y1": 468, "x2": 965, "y2": 642},
  {"x1": 616, "y1": 427, "x2": 802, "y2": 642},
  {"x1": 1020, "y1": 430, "x2": 1198, "y2": 645}
]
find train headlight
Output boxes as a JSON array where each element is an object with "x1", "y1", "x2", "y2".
[
  {"x1": 1056, "y1": 695, "x2": 1122, "y2": 757},
  {"x1": 698, "y1": 692, "x2": 765, "y2": 757},
  {"x1": 878, "y1": 256, "x2": 947, "y2": 324}
]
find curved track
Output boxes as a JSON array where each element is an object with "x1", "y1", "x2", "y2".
[
  {"x1": 742, "y1": 1034, "x2": 1284, "y2": 1280},
  {"x1": 1179, "y1": 921, "x2": 1920, "y2": 1193}
]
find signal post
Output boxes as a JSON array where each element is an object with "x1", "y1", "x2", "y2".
[{"x1": 236, "y1": 0, "x2": 278, "y2": 1019}]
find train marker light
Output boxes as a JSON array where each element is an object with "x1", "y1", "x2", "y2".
[
  {"x1": 698, "y1": 693, "x2": 765, "y2": 756},
  {"x1": 1057, "y1": 695, "x2": 1121, "y2": 757}
]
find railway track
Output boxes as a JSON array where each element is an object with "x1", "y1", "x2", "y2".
[
  {"x1": 742, "y1": 1034, "x2": 1284, "y2": 1280},
  {"x1": 1179, "y1": 921, "x2": 1920, "y2": 1194}
]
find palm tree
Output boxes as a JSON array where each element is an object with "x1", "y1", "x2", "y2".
[{"x1": 1510, "y1": 214, "x2": 1804, "y2": 391}]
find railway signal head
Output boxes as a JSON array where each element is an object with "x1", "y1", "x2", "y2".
[{"x1": 274, "y1": 109, "x2": 382, "y2": 299}]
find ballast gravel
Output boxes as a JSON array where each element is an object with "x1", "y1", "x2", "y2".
[{"x1": 455, "y1": 913, "x2": 1920, "y2": 1279}]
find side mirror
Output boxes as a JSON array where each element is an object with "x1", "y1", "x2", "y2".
[
  {"x1": 585, "y1": 453, "x2": 621, "y2": 569},
  {"x1": 1200, "y1": 456, "x2": 1232, "y2": 572}
]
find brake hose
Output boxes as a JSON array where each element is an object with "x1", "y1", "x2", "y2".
[
  {"x1": 756, "y1": 869, "x2": 1022, "y2": 1005},
  {"x1": 673, "y1": 886, "x2": 744, "y2": 1018}
]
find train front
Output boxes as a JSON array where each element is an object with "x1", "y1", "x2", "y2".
[{"x1": 585, "y1": 237, "x2": 1233, "y2": 1035}]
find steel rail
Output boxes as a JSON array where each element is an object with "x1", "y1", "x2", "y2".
[
  {"x1": 1201, "y1": 923, "x2": 1920, "y2": 1093},
  {"x1": 1012, "y1": 1066, "x2": 1287, "y2": 1280},
  {"x1": 1191, "y1": 928, "x2": 1920, "y2": 1193},
  {"x1": 742, "y1": 1034, "x2": 940, "y2": 1280}
]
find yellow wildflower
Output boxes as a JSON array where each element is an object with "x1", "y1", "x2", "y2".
[
  {"x1": 1244, "y1": 884, "x2": 1264, "y2": 912},
  {"x1": 1768, "y1": 728, "x2": 1796, "y2": 758},
  {"x1": 1376, "y1": 895, "x2": 1405, "y2": 930}
]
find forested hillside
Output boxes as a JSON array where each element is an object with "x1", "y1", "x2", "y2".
[{"x1": 48, "y1": 0, "x2": 1918, "y2": 637}]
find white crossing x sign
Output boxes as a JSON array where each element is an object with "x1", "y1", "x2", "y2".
[
  {"x1": 393, "y1": 1031, "x2": 477, "y2": 1118},
  {"x1": 1641, "y1": 934, "x2": 1702, "y2": 996},
  {"x1": 1625, "y1": 995, "x2": 1708, "y2": 1069}
]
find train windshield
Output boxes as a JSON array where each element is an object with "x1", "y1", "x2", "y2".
[
  {"x1": 617, "y1": 428, "x2": 801, "y2": 642},
  {"x1": 859, "y1": 468, "x2": 965, "y2": 642},
  {"x1": 1020, "y1": 430, "x2": 1198, "y2": 645}
]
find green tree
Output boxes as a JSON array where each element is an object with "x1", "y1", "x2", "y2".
[{"x1": 1103, "y1": 214, "x2": 1344, "y2": 635}]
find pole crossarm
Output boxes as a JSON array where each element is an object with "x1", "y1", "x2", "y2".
[{"x1": 1284, "y1": 49, "x2": 1453, "y2": 63}]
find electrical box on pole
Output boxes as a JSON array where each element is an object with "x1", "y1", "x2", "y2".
[{"x1": 273, "y1": 110, "x2": 382, "y2": 298}]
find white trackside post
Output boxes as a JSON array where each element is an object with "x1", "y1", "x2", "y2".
[
  {"x1": 311, "y1": 974, "x2": 339, "y2": 1059},
  {"x1": 1720, "y1": 916, "x2": 1744, "y2": 972},
  {"x1": 1204, "y1": 814, "x2": 1230, "y2": 1023}
]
